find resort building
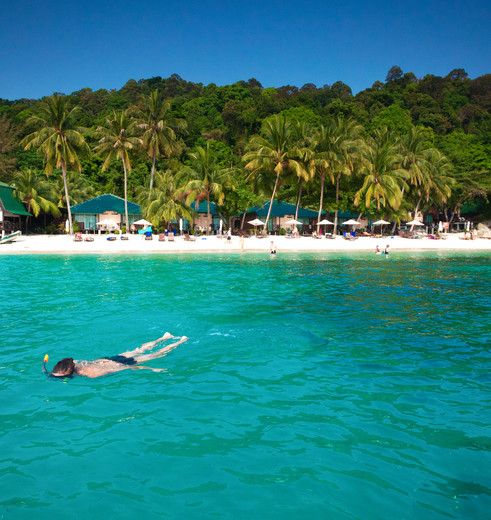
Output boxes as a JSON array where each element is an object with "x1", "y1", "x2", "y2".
[
  {"x1": 0, "y1": 181, "x2": 31, "y2": 234},
  {"x1": 71, "y1": 194, "x2": 142, "y2": 232},
  {"x1": 243, "y1": 201, "x2": 319, "y2": 232}
]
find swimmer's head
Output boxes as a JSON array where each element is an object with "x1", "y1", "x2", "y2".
[{"x1": 51, "y1": 358, "x2": 76, "y2": 377}]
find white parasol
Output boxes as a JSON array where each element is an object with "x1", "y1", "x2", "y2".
[
  {"x1": 133, "y1": 219, "x2": 152, "y2": 227},
  {"x1": 406, "y1": 220, "x2": 424, "y2": 226},
  {"x1": 318, "y1": 219, "x2": 334, "y2": 225},
  {"x1": 248, "y1": 218, "x2": 265, "y2": 226},
  {"x1": 285, "y1": 219, "x2": 302, "y2": 226},
  {"x1": 342, "y1": 219, "x2": 360, "y2": 226}
]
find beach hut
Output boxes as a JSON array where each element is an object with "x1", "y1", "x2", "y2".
[
  {"x1": 71, "y1": 194, "x2": 142, "y2": 232},
  {"x1": 243, "y1": 201, "x2": 318, "y2": 233},
  {"x1": 0, "y1": 181, "x2": 31, "y2": 235}
]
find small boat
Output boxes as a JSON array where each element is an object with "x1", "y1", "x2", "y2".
[{"x1": 0, "y1": 230, "x2": 22, "y2": 244}]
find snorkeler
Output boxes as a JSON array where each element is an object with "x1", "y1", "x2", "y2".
[{"x1": 42, "y1": 332, "x2": 188, "y2": 379}]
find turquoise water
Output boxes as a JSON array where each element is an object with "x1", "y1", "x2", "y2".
[{"x1": 0, "y1": 251, "x2": 490, "y2": 519}]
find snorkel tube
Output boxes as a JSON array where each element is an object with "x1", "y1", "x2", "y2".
[{"x1": 42, "y1": 354, "x2": 51, "y2": 376}]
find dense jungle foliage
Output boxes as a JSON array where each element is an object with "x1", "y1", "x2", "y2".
[{"x1": 1, "y1": 65, "x2": 490, "y2": 233}]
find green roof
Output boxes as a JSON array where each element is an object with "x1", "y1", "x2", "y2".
[
  {"x1": 246, "y1": 200, "x2": 318, "y2": 218},
  {"x1": 0, "y1": 182, "x2": 32, "y2": 216},
  {"x1": 71, "y1": 194, "x2": 141, "y2": 215}
]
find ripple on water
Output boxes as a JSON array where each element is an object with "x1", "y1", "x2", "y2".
[{"x1": 0, "y1": 251, "x2": 490, "y2": 519}]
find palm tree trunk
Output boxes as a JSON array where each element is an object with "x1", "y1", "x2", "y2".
[
  {"x1": 62, "y1": 164, "x2": 73, "y2": 234},
  {"x1": 150, "y1": 148, "x2": 157, "y2": 189},
  {"x1": 264, "y1": 172, "x2": 280, "y2": 233},
  {"x1": 317, "y1": 172, "x2": 325, "y2": 233},
  {"x1": 207, "y1": 193, "x2": 211, "y2": 235},
  {"x1": 122, "y1": 159, "x2": 129, "y2": 232},
  {"x1": 295, "y1": 178, "x2": 303, "y2": 221},
  {"x1": 333, "y1": 174, "x2": 341, "y2": 235},
  {"x1": 410, "y1": 197, "x2": 422, "y2": 232}
]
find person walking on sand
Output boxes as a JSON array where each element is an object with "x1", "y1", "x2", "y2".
[{"x1": 42, "y1": 333, "x2": 188, "y2": 379}]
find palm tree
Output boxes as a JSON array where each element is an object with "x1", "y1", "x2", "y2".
[
  {"x1": 54, "y1": 170, "x2": 95, "y2": 209},
  {"x1": 354, "y1": 128, "x2": 408, "y2": 213},
  {"x1": 408, "y1": 149, "x2": 453, "y2": 227},
  {"x1": 12, "y1": 169, "x2": 61, "y2": 232},
  {"x1": 20, "y1": 94, "x2": 90, "y2": 234},
  {"x1": 183, "y1": 143, "x2": 226, "y2": 233},
  {"x1": 243, "y1": 115, "x2": 304, "y2": 232},
  {"x1": 132, "y1": 90, "x2": 186, "y2": 189},
  {"x1": 94, "y1": 110, "x2": 142, "y2": 231},
  {"x1": 290, "y1": 122, "x2": 314, "y2": 222},
  {"x1": 136, "y1": 170, "x2": 196, "y2": 228}
]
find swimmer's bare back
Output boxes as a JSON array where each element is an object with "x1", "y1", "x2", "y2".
[{"x1": 49, "y1": 333, "x2": 188, "y2": 378}]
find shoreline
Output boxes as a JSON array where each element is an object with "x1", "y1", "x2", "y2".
[{"x1": 1, "y1": 233, "x2": 491, "y2": 255}]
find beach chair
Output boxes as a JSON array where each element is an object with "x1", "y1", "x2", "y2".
[
  {"x1": 120, "y1": 235, "x2": 129, "y2": 241},
  {"x1": 144, "y1": 231, "x2": 153, "y2": 240},
  {"x1": 84, "y1": 236, "x2": 94, "y2": 242},
  {"x1": 343, "y1": 232, "x2": 355, "y2": 240},
  {"x1": 107, "y1": 235, "x2": 117, "y2": 241},
  {"x1": 167, "y1": 232, "x2": 175, "y2": 242},
  {"x1": 158, "y1": 233, "x2": 166, "y2": 241},
  {"x1": 73, "y1": 232, "x2": 83, "y2": 242},
  {"x1": 183, "y1": 233, "x2": 196, "y2": 241}
]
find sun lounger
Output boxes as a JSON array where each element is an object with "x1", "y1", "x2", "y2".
[
  {"x1": 183, "y1": 233, "x2": 196, "y2": 241},
  {"x1": 158, "y1": 234, "x2": 166, "y2": 241},
  {"x1": 84, "y1": 236, "x2": 94, "y2": 242},
  {"x1": 107, "y1": 236, "x2": 117, "y2": 241},
  {"x1": 73, "y1": 233, "x2": 83, "y2": 242},
  {"x1": 167, "y1": 232, "x2": 175, "y2": 242},
  {"x1": 120, "y1": 235, "x2": 129, "y2": 240},
  {"x1": 343, "y1": 232, "x2": 356, "y2": 240}
]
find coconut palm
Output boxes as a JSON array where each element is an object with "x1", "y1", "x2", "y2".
[
  {"x1": 311, "y1": 118, "x2": 363, "y2": 234},
  {"x1": 132, "y1": 90, "x2": 186, "y2": 189},
  {"x1": 290, "y1": 122, "x2": 314, "y2": 221},
  {"x1": 20, "y1": 94, "x2": 90, "y2": 234},
  {"x1": 183, "y1": 143, "x2": 226, "y2": 232},
  {"x1": 94, "y1": 110, "x2": 142, "y2": 231},
  {"x1": 54, "y1": 170, "x2": 95, "y2": 208},
  {"x1": 408, "y1": 149, "x2": 453, "y2": 226},
  {"x1": 243, "y1": 115, "x2": 305, "y2": 231},
  {"x1": 355, "y1": 127, "x2": 408, "y2": 212},
  {"x1": 136, "y1": 170, "x2": 196, "y2": 228},
  {"x1": 12, "y1": 169, "x2": 61, "y2": 232}
]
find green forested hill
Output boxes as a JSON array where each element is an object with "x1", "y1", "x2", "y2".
[{"x1": 1, "y1": 66, "x2": 490, "y2": 231}]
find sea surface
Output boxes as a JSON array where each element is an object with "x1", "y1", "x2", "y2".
[{"x1": 0, "y1": 251, "x2": 490, "y2": 519}]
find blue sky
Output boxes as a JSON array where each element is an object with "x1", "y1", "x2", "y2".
[{"x1": 1, "y1": 0, "x2": 489, "y2": 100}]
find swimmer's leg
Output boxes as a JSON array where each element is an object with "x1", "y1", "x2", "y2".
[
  {"x1": 119, "y1": 332, "x2": 174, "y2": 357},
  {"x1": 127, "y1": 365, "x2": 167, "y2": 373},
  {"x1": 134, "y1": 336, "x2": 188, "y2": 363}
]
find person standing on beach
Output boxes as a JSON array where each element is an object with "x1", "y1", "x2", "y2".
[
  {"x1": 240, "y1": 235, "x2": 244, "y2": 251},
  {"x1": 270, "y1": 241, "x2": 277, "y2": 255},
  {"x1": 384, "y1": 244, "x2": 390, "y2": 256},
  {"x1": 227, "y1": 228, "x2": 232, "y2": 244}
]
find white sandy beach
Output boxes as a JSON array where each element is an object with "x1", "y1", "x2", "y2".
[{"x1": 1, "y1": 233, "x2": 491, "y2": 254}]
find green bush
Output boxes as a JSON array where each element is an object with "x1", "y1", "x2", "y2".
[{"x1": 279, "y1": 228, "x2": 286, "y2": 235}]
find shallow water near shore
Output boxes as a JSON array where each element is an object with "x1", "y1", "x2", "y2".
[{"x1": 1, "y1": 251, "x2": 490, "y2": 519}]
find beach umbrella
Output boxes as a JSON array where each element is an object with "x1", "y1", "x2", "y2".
[
  {"x1": 248, "y1": 218, "x2": 265, "y2": 227},
  {"x1": 219, "y1": 219, "x2": 223, "y2": 235},
  {"x1": 133, "y1": 218, "x2": 152, "y2": 227},
  {"x1": 406, "y1": 220, "x2": 424, "y2": 226},
  {"x1": 342, "y1": 219, "x2": 360, "y2": 226},
  {"x1": 373, "y1": 219, "x2": 390, "y2": 235},
  {"x1": 179, "y1": 218, "x2": 183, "y2": 234},
  {"x1": 438, "y1": 221, "x2": 443, "y2": 233},
  {"x1": 285, "y1": 219, "x2": 302, "y2": 226},
  {"x1": 318, "y1": 219, "x2": 334, "y2": 225},
  {"x1": 65, "y1": 219, "x2": 69, "y2": 233}
]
